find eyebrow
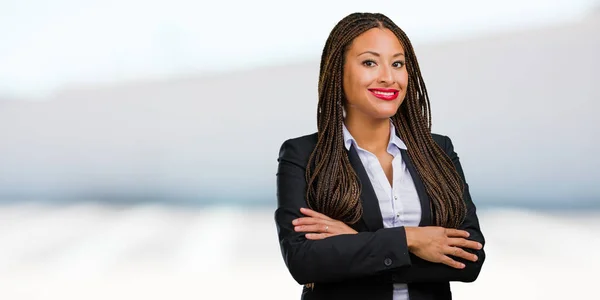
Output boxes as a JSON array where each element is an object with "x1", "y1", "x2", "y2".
[{"x1": 358, "y1": 51, "x2": 405, "y2": 57}]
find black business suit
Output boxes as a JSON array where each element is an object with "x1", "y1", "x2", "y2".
[{"x1": 274, "y1": 132, "x2": 485, "y2": 300}]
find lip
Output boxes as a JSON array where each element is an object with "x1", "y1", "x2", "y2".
[{"x1": 368, "y1": 88, "x2": 399, "y2": 101}]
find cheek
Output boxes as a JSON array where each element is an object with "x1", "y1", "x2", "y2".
[
  {"x1": 397, "y1": 71, "x2": 409, "y2": 89},
  {"x1": 343, "y1": 67, "x2": 367, "y2": 102}
]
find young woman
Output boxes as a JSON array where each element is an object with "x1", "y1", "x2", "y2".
[{"x1": 275, "y1": 12, "x2": 485, "y2": 300}]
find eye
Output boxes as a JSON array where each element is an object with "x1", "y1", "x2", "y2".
[
  {"x1": 362, "y1": 60, "x2": 377, "y2": 67},
  {"x1": 392, "y1": 61, "x2": 405, "y2": 68}
]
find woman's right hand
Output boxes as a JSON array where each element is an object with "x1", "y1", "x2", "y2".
[{"x1": 404, "y1": 226, "x2": 483, "y2": 269}]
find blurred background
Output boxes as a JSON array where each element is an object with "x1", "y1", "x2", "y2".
[{"x1": 1, "y1": 0, "x2": 599, "y2": 299}]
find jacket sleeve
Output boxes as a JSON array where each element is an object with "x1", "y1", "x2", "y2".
[
  {"x1": 392, "y1": 135, "x2": 486, "y2": 283},
  {"x1": 274, "y1": 138, "x2": 412, "y2": 285}
]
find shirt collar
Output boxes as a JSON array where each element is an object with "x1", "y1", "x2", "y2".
[{"x1": 342, "y1": 120, "x2": 407, "y2": 151}]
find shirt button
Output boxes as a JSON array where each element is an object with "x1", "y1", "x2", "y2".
[
  {"x1": 396, "y1": 213, "x2": 400, "y2": 218},
  {"x1": 384, "y1": 258, "x2": 393, "y2": 266},
  {"x1": 394, "y1": 196, "x2": 398, "y2": 200}
]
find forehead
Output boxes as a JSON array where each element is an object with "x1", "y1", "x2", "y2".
[{"x1": 347, "y1": 28, "x2": 405, "y2": 54}]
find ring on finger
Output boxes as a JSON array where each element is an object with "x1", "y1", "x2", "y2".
[{"x1": 325, "y1": 225, "x2": 329, "y2": 233}]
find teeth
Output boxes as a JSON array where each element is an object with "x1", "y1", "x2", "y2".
[{"x1": 372, "y1": 90, "x2": 395, "y2": 96}]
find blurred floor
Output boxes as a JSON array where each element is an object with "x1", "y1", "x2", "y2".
[{"x1": 1, "y1": 203, "x2": 599, "y2": 299}]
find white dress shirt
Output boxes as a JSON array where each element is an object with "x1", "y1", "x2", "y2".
[{"x1": 342, "y1": 121, "x2": 422, "y2": 300}]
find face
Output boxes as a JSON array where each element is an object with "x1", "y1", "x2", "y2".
[{"x1": 342, "y1": 27, "x2": 408, "y2": 121}]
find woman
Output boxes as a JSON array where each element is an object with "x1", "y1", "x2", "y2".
[{"x1": 275, "y1": 12, "x2": 485, "y2": 300}]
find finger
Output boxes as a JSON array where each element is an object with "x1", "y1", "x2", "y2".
[
  {"x1": 305, "y1": 233, "x2": 333, "y2": 240},
  {"x1": 445, "y1": 246, "x2": 478, "y2": 262},
  {"x1": 440, "y1": 255, "x2": 465, "y2": 269},
  {"x1": 444, "y1": 228, "x2": 470, "y2": 238},
  {"x1": 295, "y1": 224, "x2": 333, "y2": 233},
  {"x1": 448, "y1": 238, "x2": 483, "y2": 250},
  {"x1": 300, "y1": 207, "x2": 333, "y2": 220},
  {"x1": 292, "y1": 217, "x2": 322, "y2": 226}
]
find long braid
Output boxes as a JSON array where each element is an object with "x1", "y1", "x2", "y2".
[
  {"x1": 380, "y1": 15, "x2": 466, "y2": 227},
  {"x1": 307, "y1": 12, "x2": 466, "y2": 228}
]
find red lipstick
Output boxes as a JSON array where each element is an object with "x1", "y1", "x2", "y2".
[{"x1": 368, "y1": 88, "x2": 399, "y2": 101}]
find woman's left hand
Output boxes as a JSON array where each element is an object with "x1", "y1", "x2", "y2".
[{"x1": 293, "y1": 207, "x2": 358, "y2": 240}]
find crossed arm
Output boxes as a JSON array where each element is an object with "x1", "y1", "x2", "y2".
[{"x1": 274, "y1": 135, "x2": 485, "y2": 285}]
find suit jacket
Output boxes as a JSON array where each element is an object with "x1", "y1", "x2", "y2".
[{"x1": 274, "y1": 132, "x2": 486, "y2": 300}]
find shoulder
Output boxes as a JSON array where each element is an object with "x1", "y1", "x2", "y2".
[
  {"x1": 278, "y1": 132, "x2": 457, "y2": 163},
  {"x1": 431, "y1": 133, "x2": 454, "y2": 155},
  {"x1": 277, "y1": 132, "x2": 318, "y2": 167}
]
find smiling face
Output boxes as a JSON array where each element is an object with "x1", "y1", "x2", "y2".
[{"x1": 342, "y1": 27, "x2": 408, "y2": 121}]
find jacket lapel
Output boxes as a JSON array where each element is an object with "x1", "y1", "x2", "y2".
[
  {"x1": 400, "y1": 149, "x2": 432, "y2": 226},
  {"x1": 346, "y1": 145, "x2": 433, "y2": 229},
  {"x1": 347, "y1": 145, "x2": 384, "y2": 231}
]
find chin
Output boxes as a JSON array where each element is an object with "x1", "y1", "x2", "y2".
[
  {"x1": 372, "y1": 110, "x2": 398, "y2": 120},
  {"x1": 374, "y1": 105, "x2": 401, "y2": 119}
]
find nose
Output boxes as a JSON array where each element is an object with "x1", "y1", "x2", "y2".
[{"x1": 377, "y1": 65, "x2": 394, "y2": 85}]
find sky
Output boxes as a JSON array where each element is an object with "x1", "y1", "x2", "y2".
[{"x1": 1, "y1": 0, "x2": 598, "y2": 99}]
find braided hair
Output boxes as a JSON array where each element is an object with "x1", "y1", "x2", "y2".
[{"x1": 306, "y1": 12, "x2": 466, "y2": 228}]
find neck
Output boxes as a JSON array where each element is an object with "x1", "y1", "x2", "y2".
[{"x1": 344, "y1": 113, "x2": 391, "y2": 154}]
